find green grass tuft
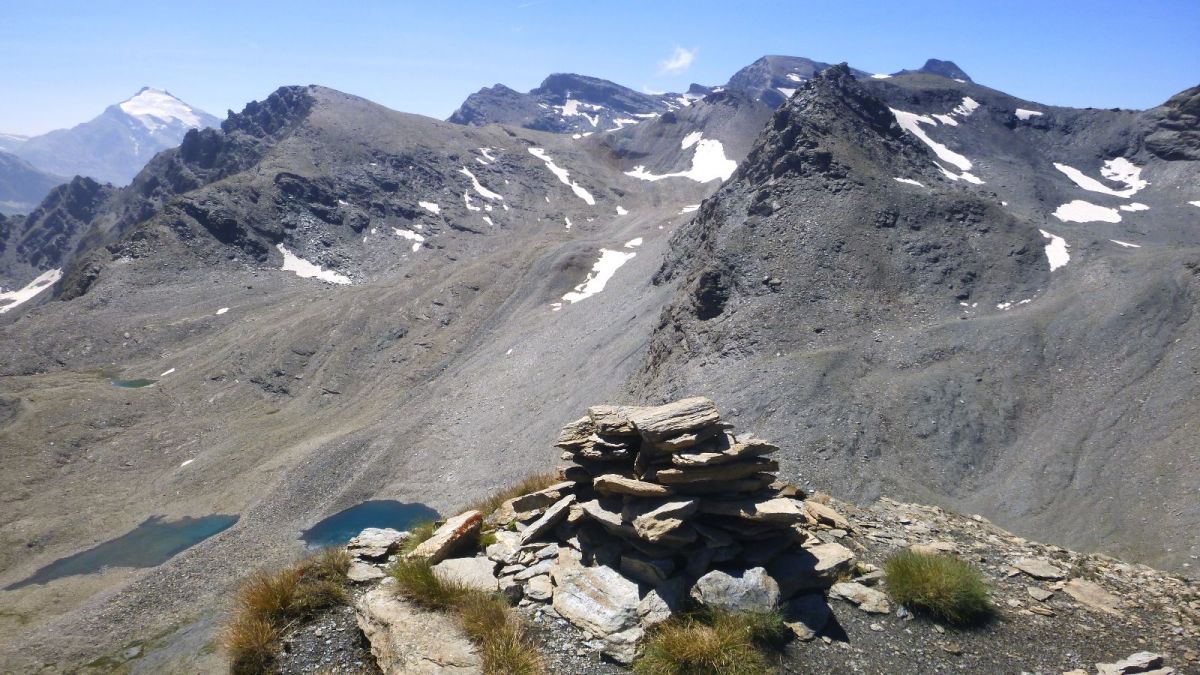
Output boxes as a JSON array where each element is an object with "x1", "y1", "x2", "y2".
[
  {"x1": 883, "y1": 550, "x2": 993, "y2": 625},
  {"x1": 634, "y1": 609, "x2": 784, "y2": 675}
]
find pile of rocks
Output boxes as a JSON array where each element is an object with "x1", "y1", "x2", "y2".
[{"x1": 476, "y1": 397, "x2": 858, "y2": 662}]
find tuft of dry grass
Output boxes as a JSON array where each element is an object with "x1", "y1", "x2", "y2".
[
  {"x1": 634, "y1": 609, "x2": 784, "y2": 675},
  {"x1": 223, "y1": 615, "x2": 278, "y2": 675},
  {"x1": 390, "y1": 556, "x2": 543, "y2": 674},
  {"x1": 884, "y1": 550, "x2": 993, "y2": 625},
  {"x1": 221, "y1": 548, "x2": 352, "y2": 673},
  {"x1": 467, "y1": 472, "x2": 561, "y2": 518}
]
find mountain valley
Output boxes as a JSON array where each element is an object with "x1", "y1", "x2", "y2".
[{"x1": 0, "y1": 53, "x2": 1197, "y2": 672}]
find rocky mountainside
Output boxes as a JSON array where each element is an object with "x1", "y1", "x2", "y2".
[
  {"x1": 0, "y1": 55, "x2": 1197, "y2": 672},
  {"x1": 11, "y1": 87, "x2": 220, "y2": 186},
  {"x1": 0, "y1": 150, "x2": 64, "y2": 215},
  {"x1": 449, "y1": 72, "x2": 711, "y2": 135}
]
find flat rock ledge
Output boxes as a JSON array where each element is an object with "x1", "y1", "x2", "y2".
[{"x1": 355, "y1": 584, "x2": 481, "y2": 674}]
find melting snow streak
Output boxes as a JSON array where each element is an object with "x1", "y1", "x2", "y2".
[
  {"x1": 561, "y1": 249, "x2": 636, "y2": 304},
  {"x1": 1039, "y1": 230, "x2": 1070, "y2": 271},
  {"x1": 276, "y1": 244, "x2": 351, "y2": 284},
  {"x1": 625, "y1": 134, "x2": 736, "y2": 183},
  {"x1": 527, "y1": 148, "x2": 596, "y2": 205},
  {"x1": 0, "y1": 268, "x2": 62, "y2": 314}
]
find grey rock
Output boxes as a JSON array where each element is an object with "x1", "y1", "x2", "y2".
[
  {"x1": 1013, "y1": 557, "x2": 1067, "y2": 580},
  {"x1": 431, "y1": 556, "x2": 498, "y2": 592},
  {"x1": 347, "y1": 561, "x2": 387, "y2": 583},
  {"x1": 690, "y1": 567, "x2": 781, "y2": 613},
  {"x1": 829, "y1": 581, "x2": 891, "y2": 614},
  {"x1": 551, "y1": 557, "x2": 643, "y2": 663},
  {"x1": 638, "y1": 577, "x2": 687, "y2": 629},
  {"x1": 524, "y1": 574, "x2": 553, "y2": 602},
  {"x1": 520, "y1": 494, "x2": 576, "y2": 544},
  {"x1": 347, "y1": 527, "x2": 410, "y2": 561},
  {"x1": 1095, "y1": 651, "x2": 1167, "y2": 675},
  {"x1": 627, "y1": 397, "x2": 722, "y2": 442},
  {"x1": 355, "y1": 586, "x2": 482, "y2": 673},
  {"x1": 619, "y1": 553, "x2": 675, "y2": 586},
  {"x1": 410, "y1": 511, "x2": 482, "y2": 564},
  {"x1": 768, "y1": 542, "x2": 856, "y2": 596},
  {"x1": 783, "y1": 593, "x2": 831, "y2": 641},
  {"x1": 594, "y1": 474, "x2": 675, "y2": 497}
]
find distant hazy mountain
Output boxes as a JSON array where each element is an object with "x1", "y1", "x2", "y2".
[
  {"x1": 0, "y1": 133, "x2": 28, "y2": 153},
  {"x1": 12, "y1": 88, "x2": 220, "y2": 186},
  {"x1": 0, "y1": 150, "x2": 65, "y2": 215}
]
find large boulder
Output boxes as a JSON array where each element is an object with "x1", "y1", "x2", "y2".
[
  {"x1": 347, "y1": 527, "x2": 410, "y2": 561},
  {"x1": 689, "y1": 567, "x2": 781, "y2": 613},
  {"x1": 519, "y1": 494, "x2": 575, "y2": 544},
  {"x1": 355, "y1": 585, "x2": 482, "y2": 674},
  {"x1": 410, "y1": 511, "x2": 483, "y2": 563},
  {"x1": 551, "y1": 554, "x2": 643, "y2": 663}
]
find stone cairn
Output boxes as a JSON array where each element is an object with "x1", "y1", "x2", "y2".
[
  {"x1": 484, "y1": 397, "x2": 856, "y2": 662},
  {"x1": 350, "y1": 397, "x2": 860, "y2": 666}
]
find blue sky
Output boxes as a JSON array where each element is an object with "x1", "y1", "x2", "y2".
[{"x1": 1, "y1": 0, "x2": 1196, "y2": 135}]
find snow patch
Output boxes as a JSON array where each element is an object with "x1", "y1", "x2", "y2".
[
  {"x1": 561, "y1": 249, "x2": 637, "y2": 304},
  {"x1": 459, "y1": 167, "x2": 504, "y2": 200},
  {"x1": 464, "y1": 192, "x2": 481, "y2": 212},
  {"x1": 119, "y1": 88, "x2": 204, "y2": 131},
  {"x1": 1053, "y1": 159, "x2": 1146, "y2": 198},
  {"x1": 478, "y1": 147, "x2": 496, "y2": 163},
  {"x1": 1039, "y1": 230, "x2": 1070, "y2": 271},
  {"x1": 871, "y1": 73, "x2": 891, "y2": 79},
  {"x1": 1052, "y1": 199, "x2": 1122, "y2": 223},
  {"x1": 1014, "y1": 108, "x2": 1043, "y2": 120},
  {"x1": 681, "y1": 131, "x2": 703, "y2": 149},
  {"x1": 951, "y1": 97, "x2": 979, "y2": 117},
  {"x1": 180, "y1": 459, "x2": 194, "y2": 467},
  {"x1": 679, "y1": 204, "x2": 700, "y2": 214},
  {"x1": 1110, "y1": 239, "x2": 1141, "y2": 248},
  {"x1": 932, "y1": 114, "x2": 958, "y2": 127},
  {"x1": 418, "y1": 201, "x2": 440, "y2": 214},
  {"x1": 393, "y1": 228, "x2": 425, "y2": 244},
  {"x1": 560, "y1": 99, "x2": 600, "y2": 127},
  {"x1": 616, "y1": 205, "x2": 628, "y2": 216},
  {"x1": 276, "y1": 244, "x2": 351, "y2": 285},
  {"x1": 625, "y1": 237, "x2": 643, "y2": 248},
  {"x1": 216, "y1": 307, "x2": 229, "y2": 315},
  {"x1": 890, "y1": 108, "x2": 982, "y2": 183},
  {"x1": 1119, "y1": 203, "x2": 1149, "y2": 212},
  {"x1": 625, "y1": 139, "x2": 736, "y2": 183},
  {"x1": 893, "y1": 177, "x2": 925, "y2": 188},
  {"x1": 0, "y1": 268, "x2": 62, "y2": 314},
  {"x1": 1189, "y1": 201, "x2": 1200, "y2": 208},
  {"x1": 786, "y1": 73, "x2": 805, "y2": 82},
  {"x1": 527, "y1": 148, "x2": 596, "y2": 205},
  {"x1": 777, "y1": 87, "x2": 796, "y2": 98},
  {"x1": 160, "y1": 368, "x2": 176, "y2": 377}
]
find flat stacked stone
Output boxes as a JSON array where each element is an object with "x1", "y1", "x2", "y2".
[{"x1": 474, "y1": 397, "x2": 854, "y2": 662}]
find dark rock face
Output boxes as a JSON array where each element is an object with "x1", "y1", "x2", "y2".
[
  {"x1": 0, "y1": 177, "x2": 115, "y2": 278},
  {"x1": 721, "y1": 55, "x2": 868, "y2": 108},
  {"x1": 449, "y1": 72, "x2": 701, "y2": 134},
  {"x1": 1142, "y1": 85, "x2": 1200, "y2": 160},
  {"x1": 916, "y1": 58, "x2": 972, "y2": 82}
]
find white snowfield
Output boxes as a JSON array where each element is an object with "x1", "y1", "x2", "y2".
[
  {"x1": 1014, "y1": 108, "x2": 1044, "y2": 120},
  {"x1": 459, "y1": 167, "x2": 504, "y2": 201},
  {"x1": 119, "y1": 88, "x2": 204, "y2": 131},
  {"x1": 560, "y1": 99, "x2": 600, "y2": 127},
  {"x1": 527, "y1": 148, "x2": 596, "y2": 205},
  {"x1": 418, "y1": 201, "x2": 440, "y2": 214},
  {"x1": 616, "y1": 205, "x2": 629, "y2": 216},
  {"x1": 893, "y1": 177, "x2": 925, "y2": 188},
  {"x1": 679, "y1": 204, "x2": 700, "y2": 214},
  {"x1": 1053, "y1": 159, "x2": 1147, "y2": 198},
  {"x1": 560, "y1": 246, "x2": 638, "y2": 305},
  {"x1": 276, "y1": 244, "x2": 351, "y2": 285},
  {"x1": 1189, "y1": 201, "x2": 1200, "y2": 208},
  {"x1": 1119, "y1": 203, "x2": 1149, "y2": 212},
  {"x1": 1052, "y1": 199, "x2": 1122, "y2": 223},
  {"x1": 871, "y1": 74, "x2": 891, "y2": 79},
  {"x1": 1110, "y1": 240, "x2": 1142, "y2": 248},
  {"x1": 951, "y1": 97, "x2": 980, "y2": 117},
  {"x1": 393, "y1": 228, "x2": 425, "y2": 252},
  {"x1": 216, "y1": 307, "x2": 229, "y2": 315},
  {"x1": 0, "y1": 268, "x2": 62, "y2": 314},
  {"x1": 1040, "y1": 230, "x2": 1070, "y2": 271},
  {"x1": 625, "y1": 133, "x2": 737, "y2": 183},
  {"x1": 889, "y1": 107, "x2": 984, "y2": 184}
]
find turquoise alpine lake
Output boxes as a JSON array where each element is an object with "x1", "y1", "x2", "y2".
[
  {"x1": 301, "y1": 500, "x2": 439, "y2": 549},
  {"x1": 5, "y1": 514, "x2": 239, "y2": 589}
]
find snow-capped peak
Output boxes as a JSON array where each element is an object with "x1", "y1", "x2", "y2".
[{"x1": 118, "y1": 87, "x2": 205, "y2": 131}]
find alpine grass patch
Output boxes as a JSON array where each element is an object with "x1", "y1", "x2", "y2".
[
  {"x1": 634, "y1": 608, "x2": 785, "y2": 675},
  {"x1": 883, "y1": 550, "x2": 992, "y2": 625}
]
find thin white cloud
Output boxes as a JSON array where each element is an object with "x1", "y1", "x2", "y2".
[{"x1": 658, "y1": 46, "x2": 697, "y2": 74}]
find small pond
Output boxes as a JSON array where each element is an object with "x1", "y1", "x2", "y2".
[
  {"x1": 300, "y1": 500, "x2": 439, "y2": 549},
  {"x1": 5, "y1": 514, "x2": 238, "y2": 590},
  {"x1": 111, "y1": 378, "x2": 157, "y2": 388}
]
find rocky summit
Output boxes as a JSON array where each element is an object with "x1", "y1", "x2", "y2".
[{"x1": 332, "y1": 398, "x2": 1197, "y2": 673}]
